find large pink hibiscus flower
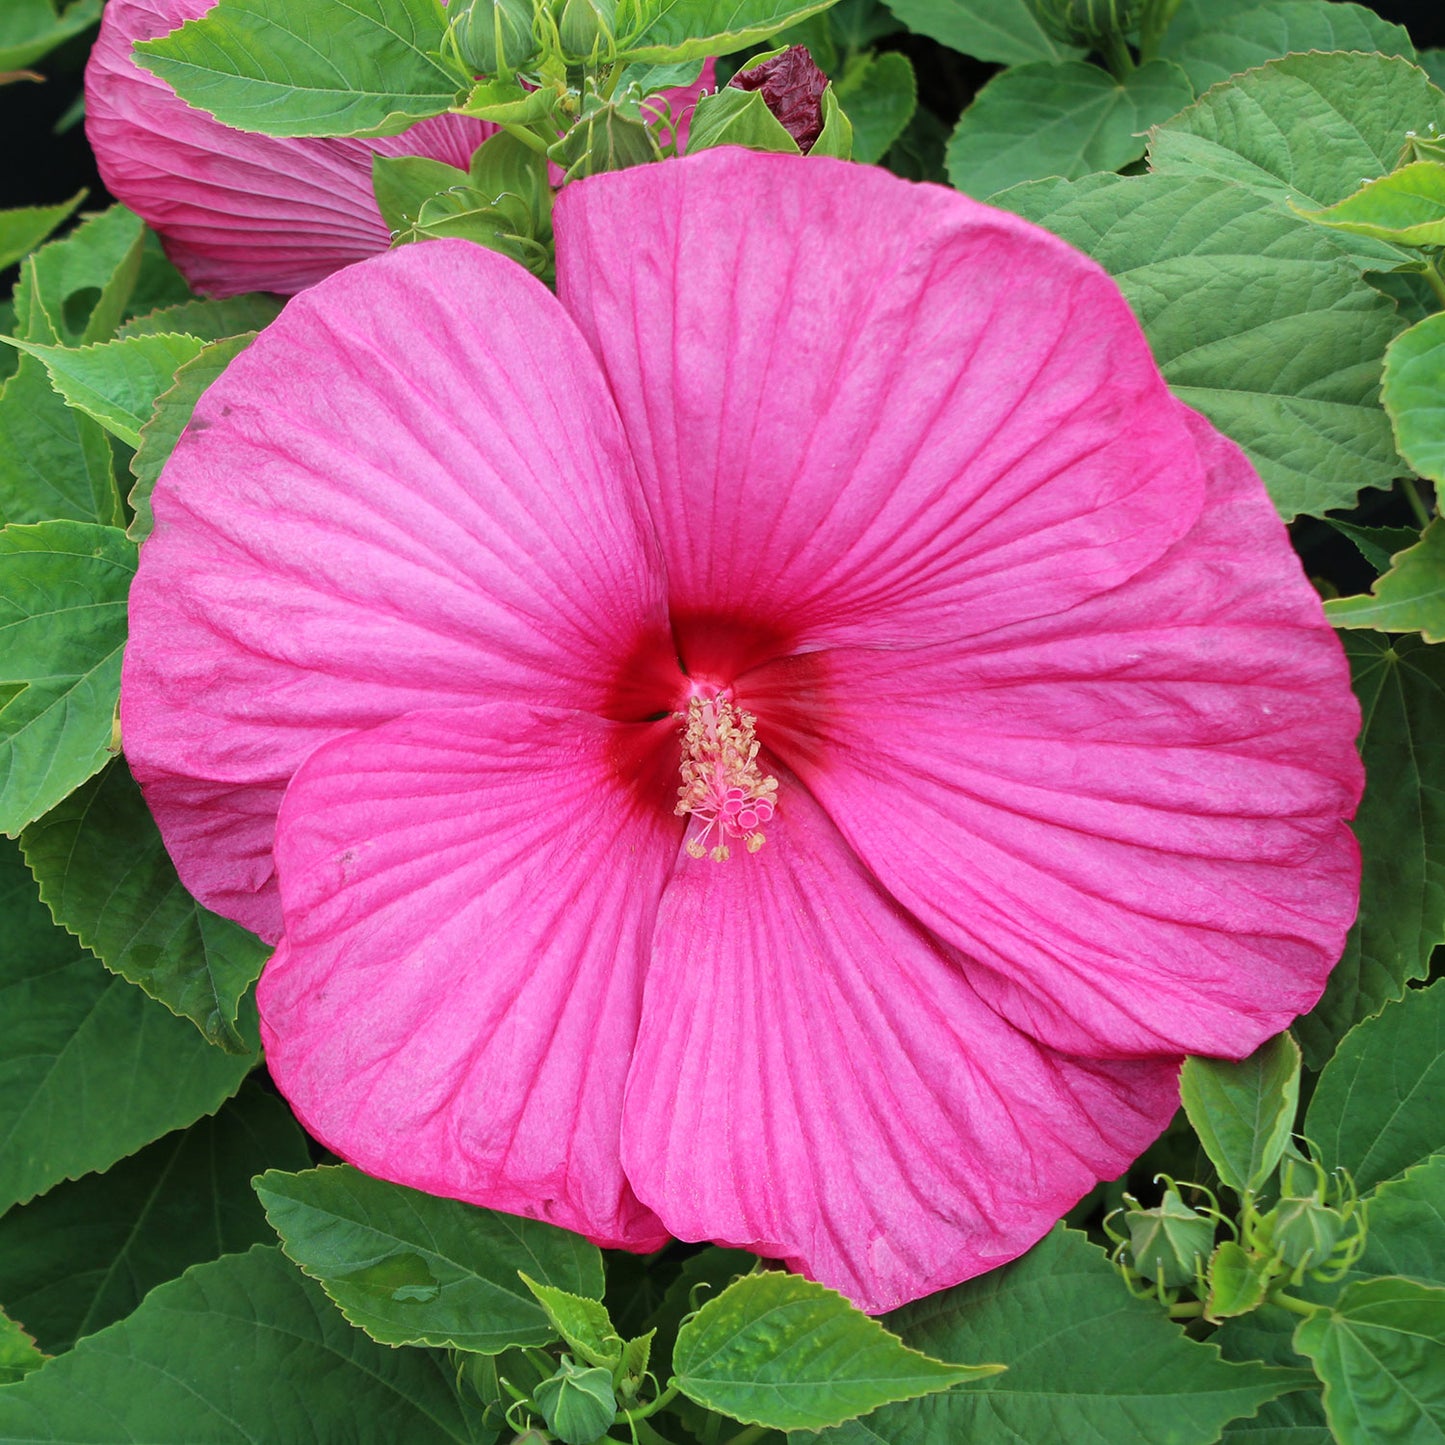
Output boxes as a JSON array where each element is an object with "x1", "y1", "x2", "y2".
[
  {"x1": 85, "y1": 0, "x2": 712, "y2": 297},
  {"x1": 121, "y1": 149, "x2": 1363, "y2": 1313}
]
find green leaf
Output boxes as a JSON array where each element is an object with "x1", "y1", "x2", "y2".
[
  {"x1": 1381, "y1": 309, "x2": 1445, "y2": 484},
  {"x1": 1305, "y1": 980, "x2": 1445, "y2": 1195},
  {"x1": 2, "y1": 332, "x2": 208, "y2": 449},
  {"x1": 0, "y1": 838, "x2": 253, "y2": 1214},
  {"x1": 0, "y1": 521, "x2": 135, "y2": 836},
  {"x1": 0, "y1": 0, "x2": 101, "y2": 70},
  {"x1": 129, "y1": 332, "x2": 254, "y2": 544},
  {"x1": 116, "y1": 293, "x2": 284, "y2": 341},
  {"x1": 0, "y1": 1307, "x2": 45, "y2": 1387},
  {"x1": 674, "y1": 1269, "x2": 994, "y2": 1432},
  {"x1": 1295, "y1": 161, "x2": 1445, "y2": 249},
  {"x1": 135, "y1": 0, "x2": 464, "y2": 139},
  {"x1": 1358, "y1": 1154, "x2": 1445, "y2": 1289},
  {"x1": 833, "y1": 51, "x2": 915, "y2": 166},
  {"x1": 1181, "y1": 1032, "x2": 1301, "y2": 1195},
  {"x1": 1206, "y1": 1241, "x2": 1274, "y2": 1323},
  {"x1": 12, "y1": 204, "x2": 146, "y2": 347},
  {"x1": 372, "y1": 153, "x2": 469, "y2": 235},
  {"x1": 1325, "y1": 514, "x2": 1445, "y2": 640},
  {"x1": 1293, "y1": 1277, "x2": 1445, "y2": 1444},
  {"x1": 0, "y1": 1079, "x2": 309, "y2": 1352},
  {"x1": 0, "y1": 192, "x2": 83, "y2": 272},
  {"x1": 1213, "y1": 1304, "x2": 1330, "y2": 1444},
  {"x1": 1297, "y1": 635, "x2": 1445, "y2": 1065},
  {"x1": 947, "y1": 59, "x2": 1193, "y2": 200},
  {"x1": 1158, "y1": 1, "x2": 1414, "y2": 96},
  {"x1": 878, "y1": 0, "x2": 1079, "y2": 64},
  {"x1": 994, "y1": 171, "x2": 1403, "y2": 518},
  {"x1": 0, "y1": 356, "x2": 119, "y2": 528},
  {"x1": 617, "y1": 0, "x2": 841, "y2": 63},
  {"x1": 19, "y1": 760, "x2": 269, "y2": 1050},
  {"x1": 1424, "y1": 50, "x2": 1445, "y2": 90},
  {"x1": 813, "y1": 1226, "x2": 1307, "y2": 1445},
  {"x1": 1148, "y1": 51, "x2": 1445, "y2": 270},
  {"x1": 520, "y1": 1274, "x2": 623, "y2": 1369},
  {"x1": 0, "y1": 1246, "x2": 487, "y2": 1443},
  {"x1": 254, "y1": 1164, "x2": 605, "y2": 1354},
  {"x1": 688, "y1": 84, "x2": 803, "y2": 153},
  {"x1": 1327, "y1": 519, "x2": 1420, "y2": 575}
]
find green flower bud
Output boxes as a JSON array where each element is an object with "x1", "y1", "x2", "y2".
[
  {"x1": 1264, "y1": 1194, "x2": 1347, "y2": 1271},
  {"x1": 558, "y1": 0, "x2": 616, "y2": 60},
  {"x1": 1033, "y1": 0, "x2": 1142, "y2": 47},
  {"x1": 533, "y1": 1356, "x2": 618, "y2": 1445},
  {"x1": 452, "y1": 0, "x2": 537, "y2": 75},
  {"x1": 1124, "y1": 1187, "x2": 1216, "y2": 1287}
]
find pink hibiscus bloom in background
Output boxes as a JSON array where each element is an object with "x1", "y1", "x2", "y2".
[
  {"x1": 121, "y1": 149, "x2": 1363, "y2": 1312},
  {"x1": 85, "y1": 0, "x2": 713, "y2": 297}
]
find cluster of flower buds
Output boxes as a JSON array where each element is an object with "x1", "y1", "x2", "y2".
[{"x1": 1248, "y1": 1150, "x2": 1364, "y2": 1282}]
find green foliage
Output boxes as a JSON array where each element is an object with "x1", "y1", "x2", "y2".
[
  {"x1": 2, "y1": 332, "x2": 208, "y2": 449},
  {"x1": 0, "y1": 1307, "x2": 45, "y2": 1386},
  {"x1": 0, "y1": 358, "x2": 120, "y2": 529},
  {"x1": 135, "y1": 0, "x2": 465, "y2": 139},
  {"x1": 1328, "y1": 519, "x2": 1421, "y2": 574},
  {"x1": 833, "y1": 50, "x2": 915, "y2": 165},
  {"x1": 949, "y1": 58, "x2": 1191, "y2": 199},
  {"x1": 878, "y1": 0, "x2": 1078, "y2": 64},
  {"x1": 1181, "y1": 1033, "x2": 1301, "y2": 1196},
  {"x1": 0, "y1": 839, "x2": 253, "y2": 1214},
  {"x1": 1205, "y1": 1241, "x2": 1274, "y2": 1322},
  {"x1": 1149, "y1": 51, "x2": 1445, "y2": 270},
  {"x1": 0, "y1": 193, "x2": 84, "y2": 273},
  {"x1": 13, "y1": 205, "x2": 146, "y2": 347},
  {"x1": 814, "y1": 1227, "x2": 1306, "y2": 1444},
  {"x1": 995, "y1": 172, "x2": 1403, "y2": 518},
  {"x1": 533, "y1": 1356, "x2": 618, "y2": 1444},
  {"x1": 19, "y1": 760, "x2": 269, "y2": 1050},
  {"x1": 1297, "y1": 636, "x2": 1445, "y2": 1066},
  {"x1": 116, "y1": 294, "x2": 284, "y2": 342},
  {"x1": 672, "y1": 1269, "x2": 996, "y2": 1431},
  {"x1": 372, "y1": 154, "x2": 471, "y2": 235},
  {"x1": 1325, "y1": 515, "x2": 1445, "y2": 640},
  {"x1": 1156, "y1": 1, "x2": 1414, "y2": 95},
  {"x1": 129, "y1": 333, "x2": 256, "y2": 544},
  {"x1": 1293, "y1": 1277, "x2": 1445, "y2": 1444},
  {"x1": 689, "y1": 84, "x2": 807, "y2": 151},
  {"x1": 0, "y1": 1246, "x2": 488, "y2": 1442},
  {"x1": 1358, "y1": 1154, "x2": 1445, "y2": 1288},
  {"x1": 0, "y1": 1081, "x2": 309, "y2": 1352},
  {"x1": 254, "y1": 1164, "x2": 606, "y2": 1353},
  {"x1": 618, "y1": 0, "x2": 842, "y2": 62},
  {"x1": 1382, "y1": 310, "x2": 1445, "y2": 485},
  {"x1": 1296, "y1": 160, "x2": 1445, "y2": 248},
  {"x1": 520, "y1": 1275, "x2": 625, "y2": 1368},
  {"x1": 0, "y1": 522, "x2": 136, "y2": 835},
  {"x1": 0, "y1": 0, "x2": 101, "y2": 70},
  {"x1": 1306, "y1": 980, "x2": 1445, "y2": 1196}
]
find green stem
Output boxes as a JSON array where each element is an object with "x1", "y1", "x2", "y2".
[
  {"x1": 618, "y1": 1384, "x2": 680, "y2": 1426},
  {"x1": 1168, "y1": 1301, "x2": 1205, "y2": 1319},
  {"x1": 1401, "y1": 476, "x2": 1434, "y2": 527},
  {"x1": 501, "y1": 121, "x2": 552, "y2": 156},
  {"x1": 722, "y1": 1427, "x2": 769, "y2": 1445},
  {"x1": 1270, "y1": 1290, "x2": 1320, "y2": 1317},
  {"x1": 1100, "y1": 30, "x2": 1135, "y2": 80},
  {"x1": 1425, "y1": 259, "x2": 1445, "y2": 310}
]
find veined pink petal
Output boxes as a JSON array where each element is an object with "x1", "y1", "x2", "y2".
[
  {"x1": 556, "y1": 149, "x2": 1206, "y2": 667},
  {"x1": 85, "y1": 0, "x2": 495, "y2": 296},
  {"x1": 748, "y1": 409, "x2": 1362, "y2": 1060},
  {"x1": 623, "y1": 775, "x2": 1180, "y2": 1313},
  {"x1": 260, "y1": 703, "x2": 678, "y2": 1248},
  {"x1": 123, "y1": 240, "x2": 671, "y2": 939}
]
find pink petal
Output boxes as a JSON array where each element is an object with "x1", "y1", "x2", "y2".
[
  {"x1": 623, "y1": 775, "x2": 1180, "y2": 1313},
  {"x1": 123, "y1": 240, "x2": 671, "y2": 939},
  {"x1": 745, "y1": 409, "x2": 1362, "y2": 1060},
  {"x1": 260, "y1": 703, "x2": 678, "y2": 1248},
  {"x1": 556, "y1": 150, "x2": 1206, "y2": 671},
  {"x1": 85, "y1": 0, "x2": 494, "y2": 296}
]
